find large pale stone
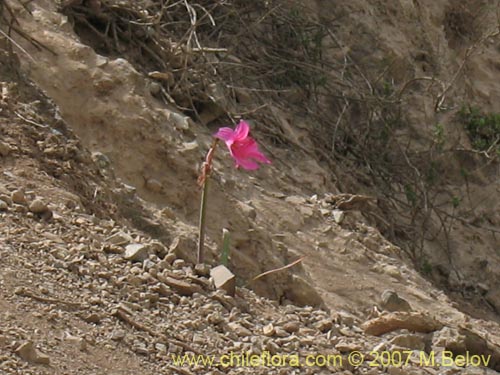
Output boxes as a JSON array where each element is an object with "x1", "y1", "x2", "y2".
[{"x1": 210, "y1": 265, "x2": 235, "y2": 296}]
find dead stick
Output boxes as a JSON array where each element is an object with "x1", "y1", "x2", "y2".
[{"x1": 113, "y1": 308, "x2": 202, "y2": 355}]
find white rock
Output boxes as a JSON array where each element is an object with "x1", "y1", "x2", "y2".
[
  {"x1": 124, "y1": 244, "x2": 150, "y2": 262},
  {"x1": 332, "y1": 209, "x2": 345, "y2": 223},
  {"x1": 210, "y1": 265, "x2": 236, "y2": 296}
]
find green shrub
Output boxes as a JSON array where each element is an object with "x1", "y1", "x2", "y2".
[{"x1": 459, "y1": 106, "x2": 500, "y2": 154}]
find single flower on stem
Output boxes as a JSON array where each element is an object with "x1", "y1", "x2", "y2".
[
  {"x1": 214, "y1": 120, "x2": 271, "y2": 170},
  {"x1": 197, "y1": 120, "x2": 270, "y2": 264},
  {"x1": 197, "y1": 139, "x2": 218, "y2": 264}
]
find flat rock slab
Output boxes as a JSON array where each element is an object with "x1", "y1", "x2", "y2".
[
  {"x1": 362, "y1": 312, "x2": 443, "y2": 336},
  {"x1": 158, "y1": 275, "x2": 202, "y2": 296}
]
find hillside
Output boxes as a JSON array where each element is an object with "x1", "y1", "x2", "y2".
[{"x1": 1, "y1": 0, "x2": 499, "y2": 374}]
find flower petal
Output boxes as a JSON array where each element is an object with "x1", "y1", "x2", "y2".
[
  {"x1": 235, "y1": 138, "x2": 271, "y2": 163},
  {"x1": 213, "y1": 127, "x2": 235, "y2": 142},
  {"x1": 214, "y1": 120, "x2": 271, "y2": 170},
  {"x1": 233, "y1": 120, "x2": 250, "y2": 141},
  {"x1": 250, "y1": 151, "x2": 272, "y2": 164},
  {"x1": 234, "y1": 157, "x2": 260, "y2": 170}
]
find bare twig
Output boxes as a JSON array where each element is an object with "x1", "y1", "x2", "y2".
[
  {"x1": 14, "y1": 287, "x2": 84, "y2": 308},
  {"x1": 435, "y1": 28, "x2": 500, "y2": 111},
  {"x1": 250, "y1": 256, "x2": 306, "y2": 283},
  {"x1": 14, "y1": 111, "x2": 48, "y2": 128},
  {"x1": 113, "y1": 307, "x2": 203, "y2": 355}
]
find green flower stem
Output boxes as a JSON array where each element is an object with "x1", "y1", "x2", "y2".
[
  {"x1": 197, "y1": 140, "x2": 218, "y2": 264},
  {"x1": 197, "y1": 175, "x2": 210, "y2": 264}
]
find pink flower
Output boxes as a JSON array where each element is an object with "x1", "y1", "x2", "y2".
[{"x1": 214, "y1": 120, "x2": 271, "y2": 170}]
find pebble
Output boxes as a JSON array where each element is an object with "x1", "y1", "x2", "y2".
[
  {"x1": 335, "y1": 341, "x2": 362, "y2": 352},
  {"x1": 228, "y1": 322, "x2": 252, "y2": 337},
  {"x1": 380, "y1": 290, "x2": 412, "y2": 312},
  {"x1": 0, "y1": 194, "x2": 10, "y2": 205},
  {"x1": 11, "y1": 190, "x2": 27, "y2": 205},
  {"x1": 194, "y1": 263, "x2": 210, "y2": 277},
  {"x1": 0, "y1": 141, "x2": 12, "y2": 156},
  {"x1": 15, "y1": 341, "x2": 50, "y2": 365},
  {"x1": 124, "y1": 243, "x2": 150, "y2": 262},
  {"x1": 168, "y1": 343, "x2": 182, "y2": 354},
  {"x1": 332, "y1": 209, "x2": 345, "y2": 223},
  {"x1": 266, "y1": 340, "x2": 280, "y2": 354},
  {"x1": 133, "y1": 342, "x2": 150, "y2": 355},
  {"x1": 299, "y1": 336, "x2": 315, "y2": 346},
  {"x1": 207, "y1": 312, "x2": 224, "y2": 325},
  {"x1": 65, "y1": 334, "x2": 87, "y2": 351},
  {"x1": 282, "y1": 321, "x2": 301, "y2": 333},
  {"x1": 158, "y1": 275, "x2": 202, "y2": 296},
  {"x1": 106, "y1": 231, "x2": 132, "y2": 246},
  {"x1": 155, "y1": 343, "x2": 167, "y2": 352},
  {"x1": 263, "y1": 323, "x2": 276, "y2": 337},
  {"x1": 153, "y1": 283, "x2": 172, "y2": 297},
  {"x1": 0, "y1": 200, "x2": 8, "y2": 211},
  {"x1": 143, "y1": 259, "x2": 155, "y2": 271},
  {"x1": 83, "y1": 313, "x2": 101, "y2": 324},
  {"x1": 145, "y1": 178, "x2": 163, "y2": 193},
  {"x1": 12, "y1": 204, "x2": 27, "y2": 213},
  {"x1": 274, "y1": 327, "x2": 291, "y2": 337},
  {"x1": 29, "y1": 199, "x2": 49, "y2": 214},
  {"x1": 111, "y1": 330, "x2": 126, "y2": 341},
  {"x1": 164, "y1": 253, "x2": 177, "y2": 264},
  {"x1": 172, "y1": 259, "x2": 186, "y2": 269},
  {"x1": 315, "y1": 319, "x2": 333, "y2": 333}
]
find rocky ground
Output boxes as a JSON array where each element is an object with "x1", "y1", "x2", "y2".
[{"x1": 1, "y1": 0, "x2": 500, "y2": 374}]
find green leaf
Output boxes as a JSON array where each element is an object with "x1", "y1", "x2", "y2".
[{"x1": 220, "y1": 228, "x2": 231, "y2": 267}]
